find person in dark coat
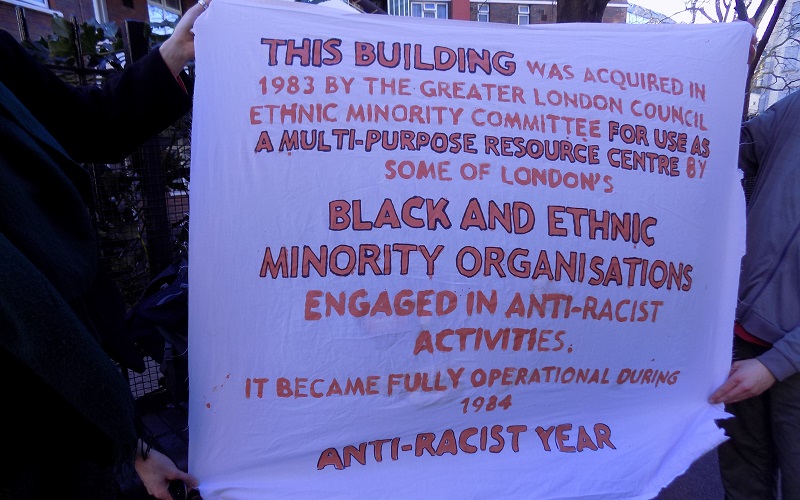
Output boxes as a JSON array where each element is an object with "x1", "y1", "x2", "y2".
[{"x1": 0, "y1": 2, "x2": 208, "y2": 498}]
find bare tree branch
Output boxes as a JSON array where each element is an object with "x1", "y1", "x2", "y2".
[
  {"x1": 750, "y1": 0, "x2": 787, "y2": 83},
  {"x1": 753, "y1": 0, "x2": 776, "y2": 25},
  {"x1": 745, "y1": 0, "x2": 787, "y2": 117}
]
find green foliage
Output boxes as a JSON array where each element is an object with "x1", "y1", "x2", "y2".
[
  {"x1": 21, "y1": 15, "x2": 180, "y2": 70},
  {"x1": 22, "y1": 15, "x2": 125, "y2": 69}
]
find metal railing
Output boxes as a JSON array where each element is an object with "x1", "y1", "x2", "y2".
[{"x1": 16, "y1": 8, "x2": 192, "y2": 400}]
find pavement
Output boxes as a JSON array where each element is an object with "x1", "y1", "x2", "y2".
[{"x1": 655, "y1": 450, "x2": 723, "y2": 499}]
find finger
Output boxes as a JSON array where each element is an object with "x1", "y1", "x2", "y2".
[
  {"x1": 722, "y1": 388, "x2": 748, "y2": 404},
  {"x1": 709, "y1": 378, "x2": 738, "y2": 404},
  {"x1": 715, "y1": 380, "x2": 751, "y2": 404},
  {"x1": 174, "y1": 471, "x2": 199, "y2": 489}
]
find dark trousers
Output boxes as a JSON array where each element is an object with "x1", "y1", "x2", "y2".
[{"x1": 717, "y1": 336, "x2": 800, "y2": 499}]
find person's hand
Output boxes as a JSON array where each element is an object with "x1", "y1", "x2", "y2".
[
  {"x1": 709, "y1": 358, "x2": 776, "y2": 405},
  {"x1": 159, "y1": 0, "x2": 211, "y2": 77},
  {"x1": 135, "y1": 442, "x2": 199, "y2": 500},
  {"x1": 748, "y1": 18, "x2": 757, "y2": 65}
]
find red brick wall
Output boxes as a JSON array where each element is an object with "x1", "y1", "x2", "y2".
[
  {"x1": 0, "y1": 4, "x2": 14, "y2": 37},
  {"x1": 451, "y1": 0, "x2": 468, "y2": 20},
  {"x1": 51, "y1": 0, "x2": 92, "y2": 21},
  {"x1": 106, "y1": 0, "x2": 149, "y2": 28},
  {"x1": 1, "y1": 3, "x2": 57, "y2": 41}
]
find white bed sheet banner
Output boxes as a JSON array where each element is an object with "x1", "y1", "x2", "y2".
[{"x1": 189, "y1": 2, "x2": 751, "y2": 497}]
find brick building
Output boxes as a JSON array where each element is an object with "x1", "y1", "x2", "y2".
[
  {"x1": 474, "y1": 1, "x2": 626, "y2": 24},
  {"x1": 1, "y1": 0, "x2": 186, "y2": 42},
  {"x1": 386, "y1": 0, "x2": 628, "y2": 24},
  {"x1": 3, "y1": 0, "x2": 630, "y2": 43}
]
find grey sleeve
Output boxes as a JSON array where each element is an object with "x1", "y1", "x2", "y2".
[{"x1": 759, "y1": 329, "x2": 800, "y2": 381}]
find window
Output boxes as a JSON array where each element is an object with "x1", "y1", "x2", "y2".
[
  {"x1": 784, "y1": 44, "x2": 800, "y2": 71},
  {"x1": 761, "y1": 56, "x2": 777, "y2": 86},
  {"x1": 410, "y1": 1, "x2": 447, "y2": 18},
  {"x1": 537, "y1": 8, "x2": 547, "y2": 21},
  {"x1": 477, "y1": 4, "x2": 489, "y2": 22},
  {"x1": 14, "y1": 0, "x2": 49, "y2": 9},
  {"x1": 149, "y1": 0, "x2": 182, "y2": 32},
  {"x1": 518, "y1": 5, "x2": 529, "y2": 25}
]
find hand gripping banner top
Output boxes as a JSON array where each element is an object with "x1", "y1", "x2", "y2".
[{"x1": 188, "y1": 2, "x2": 752, "y2": 497}]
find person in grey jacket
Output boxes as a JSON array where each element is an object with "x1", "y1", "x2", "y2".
[{"x1": 709, "y1": 88, "x2": 800, "y2": 499}]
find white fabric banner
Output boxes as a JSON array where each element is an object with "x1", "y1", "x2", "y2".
[{"x1": 189, "y1": 2, "x2": 751, "y2": 497}]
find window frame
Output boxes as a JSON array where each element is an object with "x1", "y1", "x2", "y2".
[
  {"x1": 2, "y1": 0, "x2": 53, "y2": 12},
  {"x1": 518, "y1": 4, "x2": 529, "y2": 25},
  {"x1": 784, "y1": 44, "x2": 800, "y2": 71},
  {"x1": 410, "y1": 1, "x2": 448, "y2": 19},
  {"x1": 477, "y1": 3, "x2": 489, "y2": 22},
  {"x1": 148, "y1": 0, "x2": 182, "y2": 26}
]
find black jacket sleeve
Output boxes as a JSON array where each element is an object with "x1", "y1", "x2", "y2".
[{"x1": 0, "y1": 29, "x2": 192, "y2": 163}]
